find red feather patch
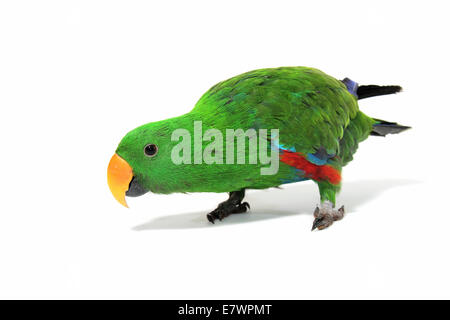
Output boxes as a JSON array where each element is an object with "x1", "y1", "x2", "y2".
[{"x1": 280, "y1": 150, "x2": 341, "y2": 185}]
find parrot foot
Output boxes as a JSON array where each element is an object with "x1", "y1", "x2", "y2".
[
  {"x1": 207, "y1": 190, "x2": 250, "y2": 224},
  {"x1": 311, "y1": 200, "x2": 345, "y2": 231}
]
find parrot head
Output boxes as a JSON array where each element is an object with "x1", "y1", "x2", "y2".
[{"x1": 107, "y1": 120, "x2": 180, "y2": 207}]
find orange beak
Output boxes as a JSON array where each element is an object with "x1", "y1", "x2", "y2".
[{"x1": 107, "y1": 153, "x2": 133, "y2": 208}]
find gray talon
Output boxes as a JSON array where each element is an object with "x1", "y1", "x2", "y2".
[{"x1": 311, "y1": 217, "x2": 324, "y2": 231}]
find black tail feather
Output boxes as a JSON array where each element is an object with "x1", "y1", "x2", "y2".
[
  {"x1": 371, "y1": 119, "x2": 411, "y2": 137},
  {"x1": 357, "y1": 85, "x2": 402, "y2": 100}
]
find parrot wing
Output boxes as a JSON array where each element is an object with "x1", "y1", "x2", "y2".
[
  {"x1": 251, "y1": 67, "x2": 360, "y2": 158},
  {"x1": 192, "y1": 66, "x2": 367, "y2": 178}
]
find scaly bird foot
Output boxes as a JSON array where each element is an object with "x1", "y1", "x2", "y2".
[
  {"x1": 207, "y1": 190, "x2": 249, "y2": 224},
  {"x1": 207, "y1": 202, "x2": 250, "y2": 224},
  {"x1": 311, "y1": 200, "x2": 345, "y2": 231}
]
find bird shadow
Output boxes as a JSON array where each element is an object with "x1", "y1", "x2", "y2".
[{"x1": 132, "y1": 179, "x2": 418, "y2": 231}]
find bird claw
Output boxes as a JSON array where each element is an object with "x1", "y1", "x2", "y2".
[
  {"x1": 239, "y1": 202, "x2": 250, "y2": 212},
  {"x1": 311, "y1": 203, "x2": 345, "y2": 231},
  {"x1": 206, "y1": 213, "x2": 215, "y2": 224},
  {"x1": 207, "y1": 201, "x2": 250, "y2": 224},
  {"x1": 311, "y1": 216, "x2": 325, "y2": 231}
]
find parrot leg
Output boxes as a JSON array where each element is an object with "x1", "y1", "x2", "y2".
[
  {"x1": 311, "y1": 181, "x2": 345, "y2": 231},
  {"x1": 207, "y1": 189, "x2": 250, "y2": 224}
]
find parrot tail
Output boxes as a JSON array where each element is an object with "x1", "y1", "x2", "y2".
[
  {"x1": 370, "y1": 119, "x2": 411, "y2": 137},
  {"x1": 341, "y1": 79, "x2": 409, "y2": 136},
  {"x1": 357, "y1": 84, "x2": 402, "y2": 100},
  {"x1": 342, "y1": 78, "x2": 402, "y2": 100}
]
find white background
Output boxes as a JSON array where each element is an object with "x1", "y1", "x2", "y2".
[{"x1": 0, "y1": 1, "x2": 449, "y2": 299}]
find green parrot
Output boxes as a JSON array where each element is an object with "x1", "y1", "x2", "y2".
[{"x1": 107, "y1": 66, "x2": 409, "y2": 230}]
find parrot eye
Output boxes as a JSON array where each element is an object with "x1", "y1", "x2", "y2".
[{"x1": 144, "y1": 144, "x2": 158, "y2": 157}]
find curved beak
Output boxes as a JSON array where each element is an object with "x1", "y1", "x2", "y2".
[{"x1": 107, "y1": 153, "x2": 133, "y2": 208}]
